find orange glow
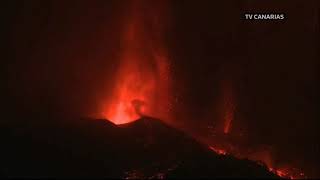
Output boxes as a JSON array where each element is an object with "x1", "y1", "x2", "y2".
[{"x1": 102, "y1": 1, "x2": 171, "y2": 124}]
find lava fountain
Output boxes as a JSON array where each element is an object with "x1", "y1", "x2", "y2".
[
  {"x1": 102, "y1": 0, "x2": 171, "y2": 125},
  {"x1": 221, "y1": 76, "x2": 235, "y2": 134}
]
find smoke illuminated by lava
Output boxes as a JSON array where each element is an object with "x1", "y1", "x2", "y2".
[{"x1": 102, "y1": 0, "x2": 171, "y2": 124}]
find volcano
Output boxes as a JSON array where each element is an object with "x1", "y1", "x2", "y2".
[{"x1": 2, "y1": 116, "x2": 280, "y2": 178}]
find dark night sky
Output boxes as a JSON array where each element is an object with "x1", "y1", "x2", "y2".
[{"x1": 3, "y1": 0, "x2": 319, "y2": 177}]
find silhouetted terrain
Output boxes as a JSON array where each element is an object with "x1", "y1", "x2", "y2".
[{"x1": 1, "y1": 116, "x2": 280, "y2": 178}]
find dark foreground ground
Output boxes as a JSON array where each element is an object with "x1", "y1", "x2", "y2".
[{"x1": 1, "y1": 116, "x2": 279, "y2": 178}]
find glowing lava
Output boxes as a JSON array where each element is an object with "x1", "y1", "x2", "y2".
[{"x1": 268, "y1": 167, "x2": 306, "y2": 179}]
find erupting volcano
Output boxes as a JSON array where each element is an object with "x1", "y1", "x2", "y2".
[
  {"x1": 102, "y1": 0, "x2": 171, "y2": 125},
  {"x1": 3, "y1": 0, "x2": 318, "y2": 179}
]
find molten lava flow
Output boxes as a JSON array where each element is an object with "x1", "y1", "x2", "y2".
[
  {"x1": 208, "y1": 145, "x2": 305, "y2": 179},
  {"x1": 102, "y1": 1, "x2": 171, "y2": 125},
  {"x1": 268, "y1": 167, "x2": 306, "y2": 179}
]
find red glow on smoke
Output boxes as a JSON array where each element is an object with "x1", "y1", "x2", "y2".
[
  {"x1": 102, "y1": 1, "x2": 171, "y2": 124},
  {"x1": 103, "y1": 64, "x2": 155, "y2": 124}
]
